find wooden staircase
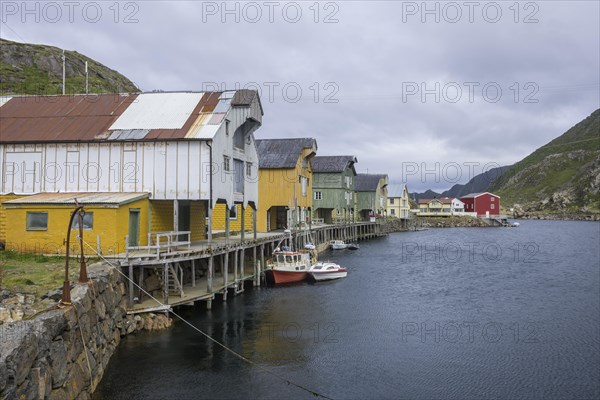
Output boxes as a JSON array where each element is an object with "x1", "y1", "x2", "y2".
[{"x1": 154, "y1": 263, "x2": 185, "y2": 298}]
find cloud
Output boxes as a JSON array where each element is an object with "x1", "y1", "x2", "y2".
[{"x1": 1, "y1": 0, "x2": 598, "y2": 192}]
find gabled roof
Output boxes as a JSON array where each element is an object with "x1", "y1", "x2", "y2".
[
  {"x1": 311, "y1": 155, "x2": 357, "y2": 173},
  {"x1": 255, "y1": 138, "x2": 317, "y2": 168},
  {"x1": 387, "y1": 183, "x2": 407, "y2": 198},
  {"x1": 418, "y1": 197, "x2": 458, "y2": 205},
  {"x1": 355, "y1": 174, "x2": 387, "y2": 192},
  {"x1": 3, "y1": 192, "x2": 149, "y2": 206},
  {"x1": 461, "y1": 192, "x2": 500, "y2": 199},
  {"x1": 0, "y1": 90, "x2": 261, "y2": 143}
]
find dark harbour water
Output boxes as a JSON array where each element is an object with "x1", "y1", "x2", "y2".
[{"x1": 94, "y1": 220, "x2": 600, "y2": 400}]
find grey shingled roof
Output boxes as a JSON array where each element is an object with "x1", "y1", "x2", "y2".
[
  {"x1": 256, "y1": 138, "x2": 317, "y2": 168},
  {"x1": 355, "y1": 174, "x2": 387, "y2": 191},
  {"x1": 387, "y1": 183, "x2": 407, "y2": 198},
  {"x1": 311, "y1": 155, "x2": 357, "y2": 173}
]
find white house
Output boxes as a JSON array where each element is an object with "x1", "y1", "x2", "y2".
[{"x1": 0, "y1": 90, "x2": 263, "y2": 250}]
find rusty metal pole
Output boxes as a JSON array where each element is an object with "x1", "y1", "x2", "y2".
[
  {"x1": 77, "y1": 207, "x2": 89, "y2": 283},
  {"x1": 60, "y1": 204, "x2": 85, "y2": 305}
]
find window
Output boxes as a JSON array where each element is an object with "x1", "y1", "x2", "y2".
[
  {"x1": 229, "y1": 205, "x2": 238, "y2": 220},
  {"x1": 314, "y1": 191, "x2": 322, "y2": 200},
  {"x1": 26, "y1": 212, "x2": 48, "y2": 230},
  {"x1": 72, "y1": 212, "x2": 93, "y2": 230},
  {"x1": 491, "y1": 197, "x2": 495, "y2": 202},
  {"x1": 223, "y1": 155, "x2": 230, "y2": 172},
  {"x1": 345, "y1": 176, "x2": 351, "y2": 188},
  {"x1": 233, "y1": 127, "x2": 245, "y2": 150},
  {"x1": 234, "y1": 159, "x2": 244, "y2": 193},
  {"x1": 390, "y1": 198, "x2": 395, "y2": 204},
  {"x1": 225, "y1": 120, "x2": 230, "y2": 136},
  {"x1": 391, "y1": 209, "x2": 396, "y2": 215},
  {"x1": 490, "y1": 204, "x2": 495, "y2": 210},
  {"x1": 300, "y1": 176, "x2": 308, "y2": 197},
  {"x1": 246, "y1": 162, "x2": 252, "y2": 177}
]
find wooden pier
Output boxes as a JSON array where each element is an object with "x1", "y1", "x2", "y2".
[{"x1": 115, "y1": 222, "x2": 388, "y2": 314}]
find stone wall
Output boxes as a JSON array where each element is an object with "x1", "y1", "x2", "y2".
[{"x1": 0, "y1": 262, "x2": 171, "y2": 400}]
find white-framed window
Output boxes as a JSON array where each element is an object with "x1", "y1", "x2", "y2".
[
  {"x1": 246, "y1": 162, "x2": 252, "y2": 177},
  {"x1": 223, "y1": 155, "x2": 231, "y2": 172},
  {"x1": 391, "y1": 209, "x2": 396, "y2": 215},
  {"x1": 72, "y1": 212, "x2": 94, "y2": 230},
  {"x1": 26, "y1": 212, "x2": 48, "y2": 230},
  {"x1": 225, "y1": 120, "x2": 230, "y2": 136},
  {"x1": 345, "y1": 191, "x2": 351, "y2": 205},
  {"x1": 491, "y1": 197, "x2": 495, "y2": 202},
  {"x1": 390, "y1": 198, "x2": 395, "y2": 204},
  {"x1": 491, "y1": 204, "x2": 495, "y2": 210},
  {"x1": 345, "y1": 176, "x2": 351, "y2": 188},
  {"x1": 314, "y1": 191, "x2": 322, "y2": 200}
]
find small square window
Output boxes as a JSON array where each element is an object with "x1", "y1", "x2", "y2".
[
  {"x1": 72, "y1": 212, "x2": 93, "y2": 230},
  {"x1": 26, "y1": 212, "x2": 48, "y2": 230}
]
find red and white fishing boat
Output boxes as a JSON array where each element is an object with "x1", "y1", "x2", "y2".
[
  {"x1": 266, "y1": 250, "x2": 314, "y2": 284},
  {"x1": 308, "y1": 262, "x2": 348, "y2": 281}
]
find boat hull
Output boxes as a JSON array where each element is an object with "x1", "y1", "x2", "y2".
[
  {"x1": 330, "y1": 240, "x2": 348, "y2": 250},
  {"x1": 268, "y1": 269, "x2": 307, "y2": 284},
  {"x1": 309, "y1": 270, "x2": 348, "y2": 281}
]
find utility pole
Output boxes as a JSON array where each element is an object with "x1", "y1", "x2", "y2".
[{"x1": 62, "y1": 49, "x2": 65, "y2": 95}]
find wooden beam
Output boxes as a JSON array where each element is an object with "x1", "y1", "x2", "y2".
[
  {"x1": 128, "y1": 263, "x2": 134, "y2": 308},
  {"x1": 253, "y1": 206, "x2": 257, "y2": 241},
  {"x1": 207, "y1": 255, "x2": 214, "y2": 293},
  {"x1": 241, "y1": 206, "x2": 245, "y2": 242}
]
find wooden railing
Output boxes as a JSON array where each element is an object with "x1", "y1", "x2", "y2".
[{"x1": 125, "y1": 231, "x2": 191, "y2": 259}]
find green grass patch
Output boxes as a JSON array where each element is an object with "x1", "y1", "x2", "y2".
[{"x1": 0, "y1": 251, "x2": 99, "y2": 297}]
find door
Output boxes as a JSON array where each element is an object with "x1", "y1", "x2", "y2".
[
  {"x1": 178, "y1": 202, "x2": 190, "y2": 241},
  {"x1": 128, "y1": 209, "x2": 140, "y2": 247}
]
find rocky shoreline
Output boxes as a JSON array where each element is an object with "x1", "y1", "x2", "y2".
[
  {"x1": 513, "y1": 212, "x2": 600, "y2": 221},
  {"x1": 411, "y1": 216, "x2": 492, "y2": 229}
]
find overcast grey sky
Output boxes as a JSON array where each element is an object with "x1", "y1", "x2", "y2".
[{"x1": 1, "y1": 0, "x2": 598, "y2": 191}]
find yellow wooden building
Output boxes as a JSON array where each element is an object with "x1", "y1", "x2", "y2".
[
  {"x1": 2, "y1": 192, "x2": 150, "y2": 255},
  {"x1": 254, "y1": 138, "x2": 318, "y2": 232}
]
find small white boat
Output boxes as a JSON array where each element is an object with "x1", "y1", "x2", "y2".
[
  {"x1": 308, "y1": 262, "x2": 348, "y2": 281},
  {"x1": 330, "y1": 240, "x2": 348, "y2": 250},
  {"x1": 304, "y1": 242, "x2": 316, "y2": 250},
  {"x1": 347, "y1": 243, "x2": 359, "y2": 250}
]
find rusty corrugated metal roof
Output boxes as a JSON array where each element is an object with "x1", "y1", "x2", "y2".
[
  {"x1": 0, "y1": 90, "x2": 259, "y2": 143},
  {"x1": 0, "y1": 94, "x2": 138, "y2": 142},
  {"x1": 3, "y1": 192, "x2": 150, "y2": 205}
]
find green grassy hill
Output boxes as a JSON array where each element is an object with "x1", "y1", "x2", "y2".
[
  {"x1": 491, "y1": 109, "x2": 600, "y2": 213},
  {"x1": 0, "y1": 38, "x2": 138, "y2": 95}
]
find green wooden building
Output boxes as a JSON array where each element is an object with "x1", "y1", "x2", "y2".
[
  {"x1": 355, "y1": 174, "x2": 389, "y2": 221},
  {"x1": 311, "y1": 155, "x2": 358, "y2": 224}
]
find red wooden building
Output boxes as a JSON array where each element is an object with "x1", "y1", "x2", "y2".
[{"x1": 460, "y1": 192, "x2": 501, "y2": 216}]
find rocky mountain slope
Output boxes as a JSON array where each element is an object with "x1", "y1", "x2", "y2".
[
  {"x1": 491, "y1": 109, "x2": 599, "y2": 214},
  {"x1": 0, "y1": 38, "x2": 138, "y2": 95}
]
